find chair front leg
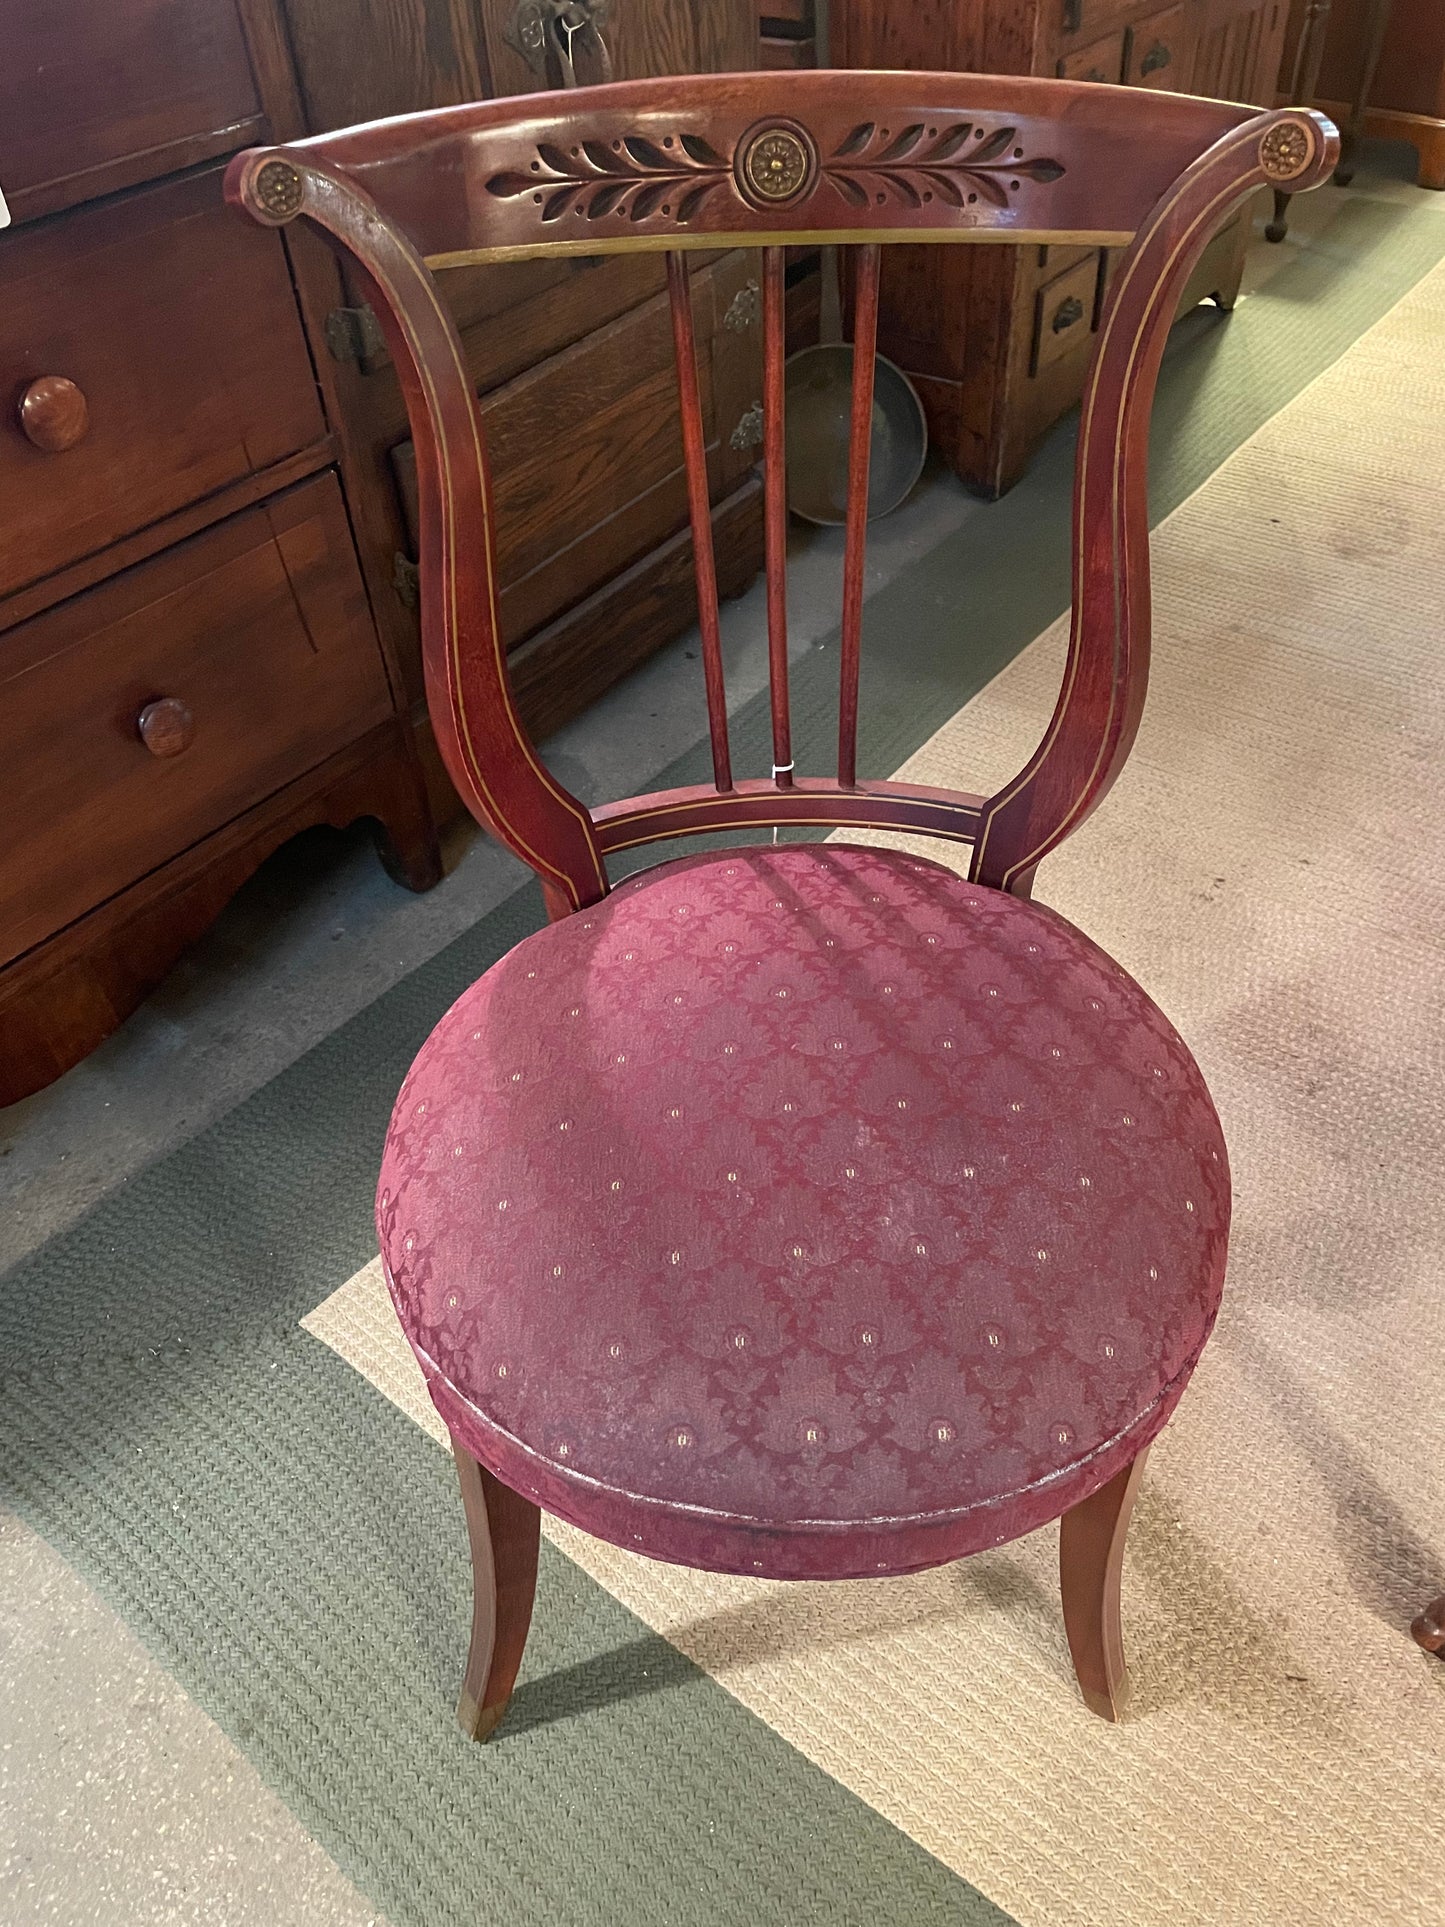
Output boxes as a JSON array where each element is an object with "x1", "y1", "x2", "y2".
[
  {"x1": 1059, "y1": 1448, "x2": 1149, "y2": 1721},
  {"x1": 453, "y1": 1440, "x2": 541, "y2": 1740}
]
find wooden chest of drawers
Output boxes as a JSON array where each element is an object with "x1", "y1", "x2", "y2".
[
  {"x1": 833, "y1": 0, "x2": 1290, "y2": 494},
  {"x1": 0, "y1": 0, "x2": 760, "y2": 1104}
]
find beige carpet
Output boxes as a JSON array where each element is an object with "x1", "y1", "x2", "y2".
[{"x1": 306, "y1": 260, "x2": 1445, "y2": 1926}]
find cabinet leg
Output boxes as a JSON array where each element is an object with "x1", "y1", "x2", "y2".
[
  {"x1": 1334, "y1": 0, "x2": 1393, "y2": 187},
  {"x1": 1268, "y1": 0, "x2": 1334, "y2": 242}
]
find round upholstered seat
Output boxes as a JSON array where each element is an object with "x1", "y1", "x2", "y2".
[{"x1": 378, "y1": 843, "x2": 1228, "y2": 1580}]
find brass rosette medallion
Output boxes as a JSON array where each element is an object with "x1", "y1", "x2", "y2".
[
  {"x1": 734, "y1": 121, "x2": 818, "y2": 211},
  {"x1": 253, "y1": 158, "x2": 306, "y2": 221},
  {"x1": 1259, "y1": 118, "x2": 1316, "y2": 184}
]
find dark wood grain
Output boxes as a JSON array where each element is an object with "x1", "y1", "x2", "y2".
[
  {"x1": 0, "y1": 0, "x2": 265, "y2": 223},
  {"x1": 0, "y1": 720, "x2": 437, "y2": 1107},
  {"x1": 0, "y1": 167, "x2": 323, "y2": 600},
  {"x1": 0, "y1": 475, "x2": 393, "y2": 969},
  {"x1": 506, "y1": 473, "x2": 763, "y2": 740}
]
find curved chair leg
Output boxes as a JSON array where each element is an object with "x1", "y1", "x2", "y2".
[
  {"x1": 453, "y1": 1440, "x2": 541, "y2": 1741},
  {"x1": 1059, "y1": 1448, "x2": 1149, "y2": 1721}
]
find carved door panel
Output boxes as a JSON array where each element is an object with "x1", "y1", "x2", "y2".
[
  {"x1": 282, "y1": 0, "x2": 488, "y2": 131},
  {"x1": 1190, "y1": 0, "x2": 1289, "y2": 103},
  {"x1": 477, "y1": 0, "x2": 757, "y2": 100}
]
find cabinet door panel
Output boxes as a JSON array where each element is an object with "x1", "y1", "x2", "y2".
[
  {"x1": 1192, "y1": 0, "x2": 1288, "y2": 103},
  {"x1": 0, "y1": 0, "x2": 263, "y2": 222},
  {"x1": 0, "y1": 170, "x2": 325, "y2": 600},
  {"x1": 0, "y1": 475, "x2": 389, "y2": 966},
  {"x1": 476, "y1": 0, "x2": 756, "y2": 98},
  {"x1": 283, "y1": 0, "x2": 486, "y2": 130},
  {"x1": 1125, "y1": 5, "x2": 1194, "y2": 88},
  {"x1": 391, "y1": 256, "x2": 759, "y2": 643}
]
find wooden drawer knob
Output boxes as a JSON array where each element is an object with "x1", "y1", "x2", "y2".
[
  {"x1": 18, "y1": 376, "x2": 90, "y2": 453},
  {"x1": 137, "y1": 698, "x2": 195, "y2": 759}
]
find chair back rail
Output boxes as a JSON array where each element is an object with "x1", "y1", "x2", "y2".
[{"x1": 227, "y1": 73, "x2": 1336, "y2": 913}]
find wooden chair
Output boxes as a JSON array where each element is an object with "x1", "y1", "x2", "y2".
[{"x1": 229, "y1": 74, "x2": 1337, "y2": 1732}]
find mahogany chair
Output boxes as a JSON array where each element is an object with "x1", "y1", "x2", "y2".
[{"x1": 229, "y1": 74, "x2": 1337, "y2": 1732}]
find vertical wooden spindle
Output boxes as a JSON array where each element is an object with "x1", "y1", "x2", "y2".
[
  {"x1": 762, "y1": 247, "x2": 792, "y2": 789},
  {"x1": 837, "y1": 244, "x2": 880, "y2": 790},
  {"x1": 666, "y1": 250, "x2": 732, "y2": 792}
]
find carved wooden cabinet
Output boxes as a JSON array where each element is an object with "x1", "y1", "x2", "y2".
[
  {"x1": 0, "y1": 0, "x2": 759, "y2": 1104},
  {"x1": 833, "y1": 0, "x2": 1291, "y2": 494}
]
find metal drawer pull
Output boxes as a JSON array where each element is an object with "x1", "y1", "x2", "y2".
[
  {"x1": 730, "y1": 402, "x2": 765, "y2": 451},
  {"x1": 723, "y1": 281, "x2": 762, "y2": 331},
  {"x1": 1052, "y1": 295, "x2": 1086, "y2": 334},
  {"x1": 18, "y1": 376, "x2": 90, "y2": 453},
  {"x1": 506, "y1": 0, "x2": 613, "y2": 87},
  {"x1": 1140, "y1": 41, "x2": 1173, "y2": 76},
  {"x1": 137, "y1": 698, "x2": 195, "y2": 759}
]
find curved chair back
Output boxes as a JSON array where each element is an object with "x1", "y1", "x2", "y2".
[{"x1": 228, "y1": 73, "x2": 1336, "y2": 912}]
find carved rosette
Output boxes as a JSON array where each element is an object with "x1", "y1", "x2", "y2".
[
  {"x1": 734, "y1": 122, "x2": 818, "y2": 210},
  {"x1": 1259, "y1": 118, "x2": 1316, "y2": 183},
  {"x1": 251, "y1": 158, "x2": 306, "y2": 222}
]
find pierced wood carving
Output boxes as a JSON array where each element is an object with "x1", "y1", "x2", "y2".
[
  {"x1": 823, "y1": 123, "x2": 1065, "y2": 209},
  {"x1": 485, "y1": 118, "x2": 1066, "y2": 225},
  {"x1": 486, "y1": 134, "x2": 732, "y2": 224}
]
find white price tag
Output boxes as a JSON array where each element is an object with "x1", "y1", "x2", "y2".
[{"x1": 0, "y1": 181, "x2": 10, "y2": 230}]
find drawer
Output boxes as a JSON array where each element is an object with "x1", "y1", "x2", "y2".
[
  {"x1": 392, "y1": 256, "x2": 761, "y2": 644},
  {"x1": 1032, "y1": 255, "x2": 1102, "y2": 376},
  {"x1": 1034, "y1": 243, "x2": 1098, "y2": 281},
  {"x1": 0, "y1": 0, "x2": 264, "y2": 224},
  {"x1": 0, "y1": 475, "x2": 392, "y2": 967},
  {"x1": 1057, "y1": 30, "x2": 1128, "y2": 83},
  {"x1": 0, "y1": 170, "x2": 325, "y2": 602},
  {"x1": 1125, "y1": 5, "x2": 1192, "y2": 88}
]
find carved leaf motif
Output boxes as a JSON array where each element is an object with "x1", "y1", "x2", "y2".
[
  {"x1": 680, "y1": 133, "x2": 725, "y2": 165},
  {"x1": 879, "y1": 169, "x2": 922, "y2": 208},
  {"x1": 542, "y1": 185, "x2": 579, "y2": 220},
  {"x1": 537, "y1": 142, "x2": 573, "y2": 174},
  {"x1": 970, "y1": 172, "x2": 1010, "y2": 208},
  {"x1": 1019, "y1": 157, "x2": 1066, "y2": 182},
  {"x1": 835, "y1": 122, "x2": 875, "y2": 156},
  {"x1": 623, "y1": 135, "x2": 671, "y2": 169},
  {"x1": 630, "y1": 179, "x2": 673, "y2": 219},
  {"x1": 587, "y1": 182, "x2": 629, "y2": 218},
  {"x1": 484, "y1": 171, "x2": 538, "y2": 198},
  {"x1": 830, "y1": 170, "x2": 870, "y2": 208},
  {"x1": 929, "y1": 124, "x2": 973, "y2": 159},
  {"x1": 877, "y1": 124, "x2": 926, "y2": 161},
  {"x1": 675, "y1": 179, "x2": 721, "y2": 222},
  {"x1": 931, "y1": 172, "x2": 965, "y2": 208},
  {"x1": 582, "y1": 139, "x2": 621, "y2": 173},
  {"x1": 971, "y1": 126, "x2": 1017, "y2": 162}
]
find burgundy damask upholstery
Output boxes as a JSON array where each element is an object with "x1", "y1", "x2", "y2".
[{"x1": 378, "y1": 844, "x2": 1228, "y2": 1580}]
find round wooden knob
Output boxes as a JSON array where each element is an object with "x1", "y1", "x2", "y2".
[
  {"x1": 137, "y1": 698, "x2": 195, "y2": 759},
  {"x1": 18, "y1": 376, "x2": 90, "y2": 452}
]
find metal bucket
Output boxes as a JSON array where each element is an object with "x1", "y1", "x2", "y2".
[{"x1": 783, "y1": 341, "x2": 928, "y2": 527}]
